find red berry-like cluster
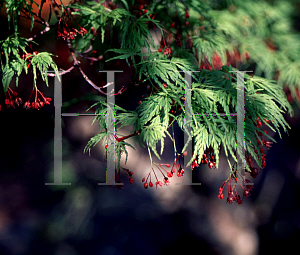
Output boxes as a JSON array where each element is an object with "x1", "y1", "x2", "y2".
[
  {"x1": 218, "y1": 171, "x2": 254, "y2": 204},
  {"x1": 217, "y1": 116, "x2": 273, "y2": 203},
  {"x1": 130, "y1": 0, "x2": 149, "y2": 18},
  {"x1": 0, "y1": 86, "x2": 52, "y2": 111},
  {"x1": 142, "y1": 154, "x2": 185, "y2": 189},
  {"x1": 1, "y1": 87, "x2": 23, "y2": 110},
  {"x1": 202, "y1": 147, "x2": 217, "y2": 169},
  {"x1": 112, "y1": 167, "x2": 134, "y2": 189},
  {"x1": 142, "y1": 163, "x2": 172, "y2": 189},
  {"x1": 191, "y1": 146, "x2": 222, "y2": 170},
  {"x1": 169, "y1": 98, "x2": 182, "y2": 115},
  {"x1": 158, "y1": 36, "x2": 172, "y2": 56},
  {"x1": 168, "y1": 8, "x2": 192, "y2": 49},
  {"x1": 123, "y1": 167, "x2": 134, "y2": 184},
  {"x1": 172, "y1": 155, "x2": 184, "y2": 177},
  {"x1": 23, "y1": 87, "x2": 52, "y2": 110},
  {"x1": 56, "y1": 8, "x2": 87, "y2": 40},
  {"x1": 245, "y1": 117, "x2": 273, "y2": 177}
]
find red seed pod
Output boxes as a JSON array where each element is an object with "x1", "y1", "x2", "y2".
[
  {"x1": 167, "y1": 171, "x2": 173, "y2": 177},
  {"x1": 218, "y1": 193, "x2": 223, "y2": 199},
  {"x1": 191, "y1": 161, "x2": 198, "y2": 170},
  {"x1": 142, "y1": 178, "x2": 145, "y2": 182},
  {"x1": 149, "y1": 182, "x2": 153, "y2": 187},
  {"x1": 10, "y1": 101, "x2": 15, "y2": 108},
  {"x1": 158, "y1": 48, "x2": 162, "y2": 52},
  {"x1": 129, "y1": 178, "x2": 133, "y2": 184},
  {"x1": 185, "y1": 12, "x2": 190, "y2": 18},
  {"x1": 80, "y1": 28, "x2": 87, "y2": 34},
  {"x1": 265, "y1": 141, "x2": 272, "y2": 148},
  {"x1": 144, "y1": 182, "x2": 148, "y2": 189},
  {"x1": 166, "y1": 164, "x2": 170, "y2": 167},
  {"x1": 170, "y1": 22, "x2": 175, "y2": 28},
  {"x1": 250, "y1": 168, "x2": 258, "y2": 178},
  {"x1": 243, "y1": 190, "x2": 251, "y2": 197}
]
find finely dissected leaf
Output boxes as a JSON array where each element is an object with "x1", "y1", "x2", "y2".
[
  {"x1": 116, "y1": 111, "x2": 140, "y2": 130},
  {"x1": 2, "y1": 63, "x2": 15, "y2": 93},
  {"x1": 120, "y1": 16, "x2": 162, "y2": 52},
  {"x1": 70, "y1": 1, "x2": 130, "y2": 50},
  {"x1": 1, "y1": 0, "x2": 291, "y2": 176},
  {"x1": 84, "y1": 132, "x2": 107, "y2": 156},
  {"x1": 30, "y1": 52, "x2": 60, "y2": 86},
  {"x1": 0, "y1": 34, "x2": 29, "y2": 65},
  {"x1": 105, "y1": 48, "x2": 146, "y2": 65},
  {"x1": 140, "y1": 116, "x2": 167, "y2": 160},
  {"x1": 2, "y1": 58, "x2": 26, "y2": 92},
  {"x1": 3, "y1": 0, "x2": 39, "y2": 31},
  {"x1": 137, "y1": 56, "x2": 197, "y2": 91}
]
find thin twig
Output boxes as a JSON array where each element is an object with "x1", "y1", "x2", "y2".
[
  {"x1": 47, "y1": 65, "x2": 75, "y2": 77},
  {"x1": 45, "y1": 0, "x2": 128, "y2": 96}
]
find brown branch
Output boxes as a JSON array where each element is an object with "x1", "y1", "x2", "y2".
[
  {"x1": 77, "y1": 66, "x2": 127, "y2": 96},
  {"x1": 20, "y1": 8, "x2": 47, "y2": 25},
  {"x1": 27, "y1": 23, "x2": 59, "y2": 42},
  {"x1": 45, "y1": 0, "x2": 128, "y2": 96},
  {"x1": 47, "y1": 65, "x2": 75, "y2": 77}
]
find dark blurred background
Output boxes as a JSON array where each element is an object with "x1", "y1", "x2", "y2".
[{"x1": 1, "y1": 0, "x2": 300, "y2": 254}]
